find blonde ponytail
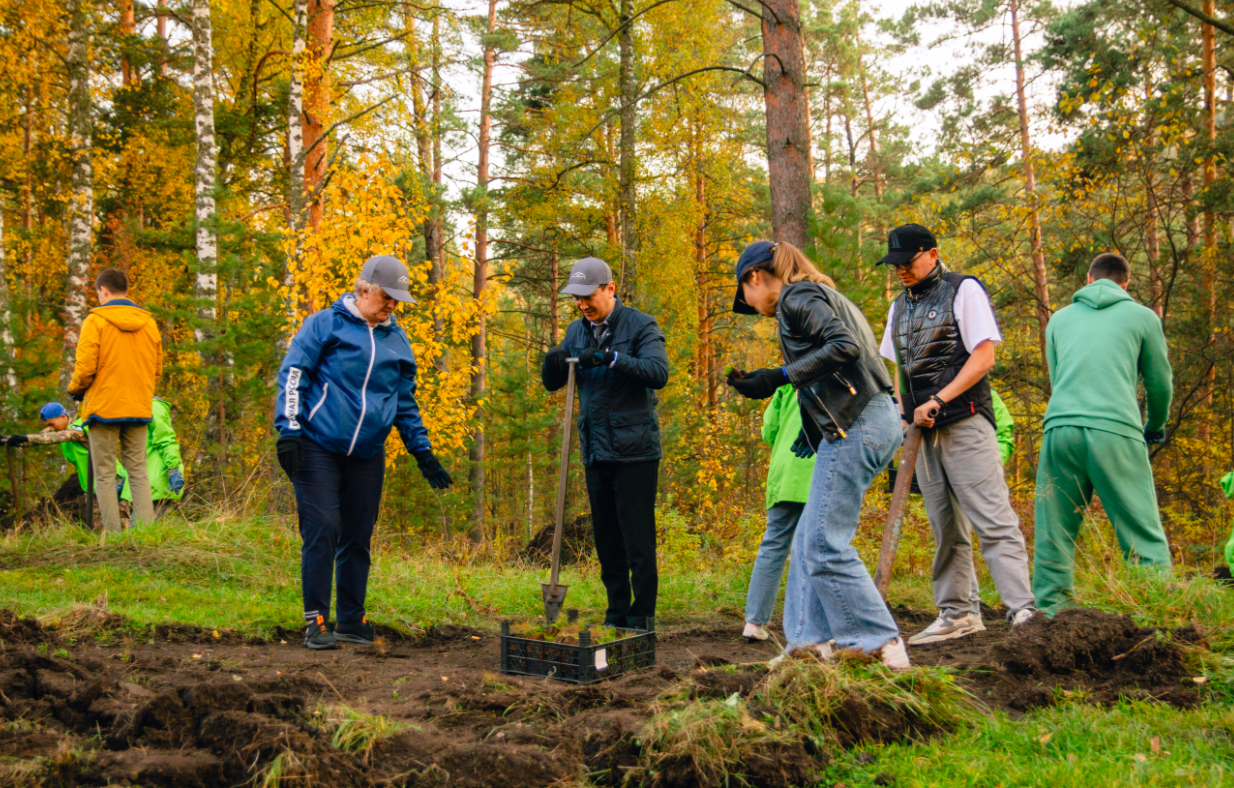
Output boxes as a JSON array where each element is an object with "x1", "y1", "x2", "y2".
[{"x1": 770, "y1": 242, "x2": 835, "y2": 289}]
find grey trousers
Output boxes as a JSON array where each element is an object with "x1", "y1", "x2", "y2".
[
  {"x1": 89, "y1": 422, "x2": 154, "y2": 534},
  {"x1": 915, "y1": 415, "x2": 1034, "y2": 616}
]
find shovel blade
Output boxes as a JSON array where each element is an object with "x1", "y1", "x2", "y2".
[{"x1": 541, "y1": 582, "x2": 569, "y2": 625}]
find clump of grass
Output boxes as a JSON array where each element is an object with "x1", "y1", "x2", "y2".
[
  {"x1": 508, "y1": 621, "x2": 623, "y2": 644},
  {"x1": 322, "y1": 704, "x2": 413, "y2": 757},
  {"x1": 637, "y1": 694, "x2": 803, "y2": 788},
  {"x1": 759, "y1": 651, "x2": 981, "y2": 745},
  {"x1": 255, "y1": 749, "x2": 303, "y2": 788}
]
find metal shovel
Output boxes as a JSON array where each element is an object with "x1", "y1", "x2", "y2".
[{"x1": 541, "y1": 358, "x2": 579, "y2": 625}]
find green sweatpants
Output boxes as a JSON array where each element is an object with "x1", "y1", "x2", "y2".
[{"x1": 1033, "y1": 425, "x2": 1171, "y2": 613}]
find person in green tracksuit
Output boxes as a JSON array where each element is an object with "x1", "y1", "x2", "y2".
[
  {"x1": 1033, "y1": 253, "x2": 1173, "y2": 614},
  {"x1": 1221, "y1": 472, "x2": 1234, "y2": 571},
  {"x1": 742, "y1": 384, "x2": 815, "y2": 641}
]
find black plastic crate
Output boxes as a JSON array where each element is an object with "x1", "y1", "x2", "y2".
[{"x1": 499, "y1": 618, "x2": 657, "y2": 684}]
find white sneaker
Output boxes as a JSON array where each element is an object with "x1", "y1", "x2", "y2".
[
  {"x1": 907, "y1": 611, "x2": 986, "y2": 645},
  {"x1": 743, "y1": 622, "x2": 770, "y2": 642},
  {"x1": 1011, "y1": 608, "x2": 1037, "y2": 627},
  {"x1": 880, "y1": 637, "x2": 911, "y2": 672}
]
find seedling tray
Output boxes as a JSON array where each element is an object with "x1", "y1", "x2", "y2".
[{"x1": 499, "y1": 618, "x2": 656, "y2": 685}]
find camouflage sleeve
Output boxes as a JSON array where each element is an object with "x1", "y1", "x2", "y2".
[{"x1": 23, "y1": 429, "x2": 86, "y2": 446}]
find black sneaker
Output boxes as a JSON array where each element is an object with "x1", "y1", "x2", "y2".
[
  {"x1": 304, "y1": 615, "x2": 338, "y2": 650},
  {"x1": 334, "y1": 616, "x2": 375, "y2": 645}
]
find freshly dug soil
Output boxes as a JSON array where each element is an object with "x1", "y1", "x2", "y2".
[
  {"x1": 519, "y1": 513, "x2": 596, "y2": 567},
  {"x1": 0, "y1": 606, "x2": 1204, "y2": 787}
]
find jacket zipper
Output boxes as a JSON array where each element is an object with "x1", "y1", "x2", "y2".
[
  {"x1": 308, "y1": 383, "x2": 330, "y2": 421},
  {"x1": 347, "y1": 326, "x2": 376, "y2": 456},
  {"x1": 805, "y1": 386, "x2": 848, "y2": 440}
]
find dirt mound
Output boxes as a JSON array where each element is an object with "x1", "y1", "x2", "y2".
[
  {"x1": 983, "y1": 607, "x2": 1202, "y2": 710},
  {"x1": 519, "y1": 513, "x2": 595, "y2": 566},
  {"x1": 0, "y1": 609, "x2": 45, "y2": 643}
]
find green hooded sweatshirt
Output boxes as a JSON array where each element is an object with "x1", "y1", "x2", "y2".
[
  {"x1": 60, "y1": 398, "x2": 185, "y2": 502},
  {"x1": 761, "y1": 385, "x2": 814, "y2": 509},
  {"x1": 991, "y1": 388, "x2": 1014, "y2": 465},
  {"x1": 1221, "y1": 472, "x2": 1234, "y2": 569},
  {"x1": 1043, "y1": 279, "x2": 1172, "y2": 442}
]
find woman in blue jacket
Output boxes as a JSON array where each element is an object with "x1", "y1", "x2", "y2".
[{"x1": 275, "y1": 255, "x2": 453, "y2": 649}]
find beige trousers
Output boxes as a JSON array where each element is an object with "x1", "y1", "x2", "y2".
[{"x1": 89, "y1": 422, "x2": 154, "y2": 533}]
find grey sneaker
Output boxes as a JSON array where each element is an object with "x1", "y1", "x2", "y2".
[
  {"x1": 334, "y1": 616, "x2": 375, "y2": 645},
  {"x1": 907, "y1": 611, "x2": 986, "y2": 645},
  {"x1": 304, "y1": 615, "x2": 338, "y2": 650}
]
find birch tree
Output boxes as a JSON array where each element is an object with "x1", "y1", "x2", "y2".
[
  {"x1": 192, "y1": 0, "x2": 218, "y2": 349},
  {"x1": 0, "y1": 205, "x2": 15, "y2": 394},
  {"x1": 284, "y1": 0, "x2": 308, "y2": 336},
  {"x1": 62, "y1": 0, "x2": 93, "y2": 387}
]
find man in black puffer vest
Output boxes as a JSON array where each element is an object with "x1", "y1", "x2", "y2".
[
  {"x1": 877, "y1": 224, "x2": 1036, "y2": 645},
  {"x1": 542, "y1": 257, "x2": 670, "y2": 629}
]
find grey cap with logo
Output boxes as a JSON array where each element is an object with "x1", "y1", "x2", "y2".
[
  {"x1": 360, "y1": 254, "x2": 416, "y2": 303},
  {"x1": 560, "y1": 257, "x2": 613, "y2": 296}
]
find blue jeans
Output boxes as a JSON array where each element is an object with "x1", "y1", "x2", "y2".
[
  {"x1": 744, "y1": 502, "x2": 805, "y2": 625},
  {"x1": 292, "y1": 439, "x2": 385, "y2": 624},
  {"x1": 783, "y1": 394, "x2": 902, "y2": 653}
]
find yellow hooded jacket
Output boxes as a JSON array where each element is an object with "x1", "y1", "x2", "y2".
[{"x1": 67, "y1": 300, "x2": 163, "y2": 423}]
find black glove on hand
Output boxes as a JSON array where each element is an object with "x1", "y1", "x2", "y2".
[
  {"x1": 4, "y1": 435, "x2": 28, "y2": 447},
  {"x1": 543, "y1": 346, "x2": 569, "y2": 377},
  {"x1": 790, "y1": 429, "x2": 816, "y2": 459},
  {"x1": 1144, "y1": 428, "x2": 1166, "y2": 445},
  {"x1": 276, "y1": 434, "x2": 304, "y2": 478},
  {"x1": 727, "y1": 367, "x2": 785, "y2": 400},
  {"x1": 578, "y1": 347, "x2": 615, "y2": 369},
  {"x1": 415, "y1": 450, "x2": 454, "y2": 489}
]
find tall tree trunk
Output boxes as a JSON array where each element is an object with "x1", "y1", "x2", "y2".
[
  {"x1": 761, "y1": 0, "x2": 811, "y2": 249},
  {"x1": 62, "y1": 0, "x2": 93, "y2": 388},
  {"x1": 1009, "y1": 0, "x2": 1050, "y2": 378},
  {"x1": 429, "y1": 14, "x2": 444, "y2": 281},
  {"x1": 692, "y1": 118, "x2": 716, "y2": 414},
  {"x1": 406, "y1": 7, "x2": 437, "y2": 274},
  {"x1": 0, "y1": 206, "x2": 15, "y2": 394},
  {"x1": 192, "y1": 0, "x2": 218, "y2": 351},
  {"x1": 549, "y1": 243, "x2": 560, "y2": 345},
  {"x1": 156, "y1": 0, "x2": 168, "y2": 77},
  {"x1": 1199, "y1": 5, "x2": 1217, "y2": 458},
  {"x1": 284, "y1": 0, "x2": 308, "y2": 337},
  {"x1": 470, "y1": 0, "x2": 498, "y2": 536},
  {"x1": 304, "y1": 0, "x2": 334, "y2": 237},
  {"x1": 618, "y1": 0, "x2": 638, "y2": 301},
  {"x1": 1144, "y1": 77, "x2": 1163, "y2": 319},
  {"x1": 119, "y1": 0, "x2": 137, "y2": 86}
]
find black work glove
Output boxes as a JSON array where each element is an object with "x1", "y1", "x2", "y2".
[
  {"x1": 790, "y1": 429, "x2": 816, "y2": 459},
  {"x1": 726, "y1": 367, "x2": 785, "y2": 400},
  {"x1": 578, "y1": 347, "x2": 616, "y2": 369},
  {"x1": 543, "y1": 346, "x2": 569, "y2": 377},
  {"x1": 70, "y1": 391, "x2": 84, "y2": 402},
  {"x1": 1144, "y1": 428, "x2": 1166, "y2": 445},
  {"x1": 4, "y1": 435, "x2": 28, "y2": 447},
  {"x1": 277, "y1": 434, "x2": 304, "y2": 478},
  {"x1": 414, "y1": 449, "x2": 454, "y2": 489}
]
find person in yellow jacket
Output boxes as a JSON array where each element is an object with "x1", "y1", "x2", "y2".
[{"x1": 66, "y1": 268, "x2": 163, "y2": 534}]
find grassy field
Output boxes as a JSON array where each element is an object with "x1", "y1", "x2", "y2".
[{"x1": 2, "y1": 513, "x2": 1232, "y2": 787}]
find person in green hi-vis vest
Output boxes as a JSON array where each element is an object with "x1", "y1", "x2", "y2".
[
  {"x1": 1221, "y1": 472, "x2": 1234, "y2": 572},
  {"x1": 2, "y1": 399, "x2": 185, "y2": 516}
]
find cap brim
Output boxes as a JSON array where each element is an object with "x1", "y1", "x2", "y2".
[
  {"x1": 877, "y1": 250, "x2": 916, "y2": 267},
  {"x1": 561, "y1": 283, "x2": 602, "y2": 296},
  {"x1": 732, "y1": 290, "x2": 757, "y2": 315},
  {"x1": 382, "y1": 288, "x2": 416, "y2": 303}
]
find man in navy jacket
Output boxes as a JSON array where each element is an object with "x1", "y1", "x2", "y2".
[
  {"x1": 541, "y1": 258, "x2": 670, "y2": 629},
  {"x1": 276, "y1": 255, "x2": 452, "y2": 649}
]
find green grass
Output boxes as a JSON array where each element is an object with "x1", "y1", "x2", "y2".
[
  {"x1": 0, "y1": 515, "x2": 751, "y2": 636},
  {"x1": 822, "y1": 700, "x2": 1234, "y2": 787}
]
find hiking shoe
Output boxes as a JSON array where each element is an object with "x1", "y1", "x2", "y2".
[
  {"x1": 334, "y1": 616, "x2": 375, "y2": 645},
  {"x1": 743, "y1": 622, "x2": 770, "y2": 642},
  {"x1": 304, "y1": 616, "x2": 337, "y2": 650},
  {"x1": 907, "y1": 611, "x2": 985, "y2": 645},
  {"x1": 1011, "y1": 608, "x2": 1037, "y2": 628},
  {"x1": 880, "y1": 637, "x2": 911, "y2": 672}
]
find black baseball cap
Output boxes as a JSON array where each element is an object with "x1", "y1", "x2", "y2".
[
  {"x1": 360, "y1": 255, "x2": 416, "y2": 302},
  {"x1": 877, "y1": 224, "x2": 937, "y2": 267},
  {"x1": 732, "y1": 241, "x2": 776, "y2": 315},
  {"x1": 561, "y1": 257, "x2": 613, "y2": 296}
]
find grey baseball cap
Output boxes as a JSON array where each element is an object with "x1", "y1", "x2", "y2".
[
  {"x1": 560, "y1": 257, "x2": 613, "y2": 296},
  {"x1": 359, "y1": 254, "x2": 415, "y2": 303}
]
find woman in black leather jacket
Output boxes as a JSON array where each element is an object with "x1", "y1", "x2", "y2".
[{"x1": 728, "y1": 241, "x2": 910, "y2": 671}]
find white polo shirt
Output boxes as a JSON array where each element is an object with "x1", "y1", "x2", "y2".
[{"x1": 879, "y1": 279, "x2": 1001, "y2": 364}]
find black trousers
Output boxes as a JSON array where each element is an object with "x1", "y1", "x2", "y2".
[{"x1": 584, "y1": 459, "x2": 659, "y2": 628}]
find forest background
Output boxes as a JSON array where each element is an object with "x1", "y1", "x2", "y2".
[{"x1": 0, "y1": 0, "x2": 1231, "y2": 570}]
